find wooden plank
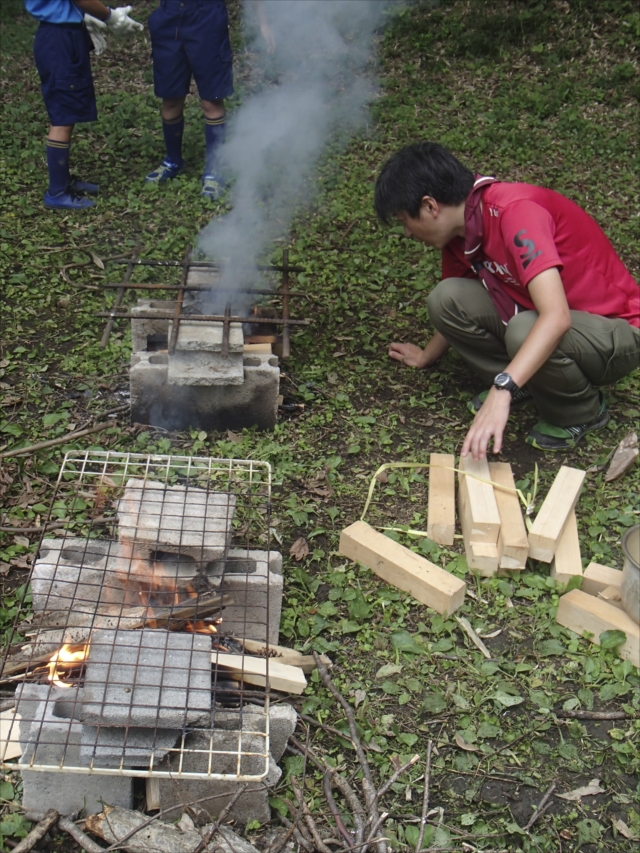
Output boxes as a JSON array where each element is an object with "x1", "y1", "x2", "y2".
[
  {"x1": 339, "y1": 520, "x2": 466, "y2": 615},
  {"x1": 145, "y1": 777, "x2": 161, "y2": 811},
  {"x1": 582, "y1": 562, "x2": 623, "y2": 596},
  {"x1": 0, "y1": 710, "x2": 22, "y2": 761},
  {"x1": 598, "y1": 585, "x2": 625, "y2": 610},
  {"x1": 457, "y1": 455, "x2": 500, "y2": 545},
  {"x1": 458, "y1": 470, "x2": 498, "y2": 575},
  {"x1": 243, "y1": 343, "x2": 272, "y2": 354},
  {"x1": 488, "y1": 462, "x2": 529, "y2": 569},
  {"x1": 239, "y1": 638, "x2": 331, "y2": 674},
  {"x1": 427, "y1": 453, "x2": 456, "y2": 546},
  {"x1": 212, "y1": 652, "x2": 307, "y2": 694},
  {"x1": 550, "y1": 510, "x2": 582, "y2": 585},
  {"x1": 528, "y1": 466, "x2": 586, "y2": 562},
  {"x1": 556, "y1": 588, "x2": 639, "y2": 668}
]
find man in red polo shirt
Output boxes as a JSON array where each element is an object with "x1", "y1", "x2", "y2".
[{"x1": 374, "y1": 142, "x2": 639, "y2": 459}]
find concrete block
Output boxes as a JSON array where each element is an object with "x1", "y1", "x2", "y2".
[
  {"x1": 168, "y1": 350, "x2": 245, "y2": 386},
  {"x1": 156, "y1": 728, "x2": 273, "y2": 823},
  {"x1": 130, "y1": 300, "x2": 174, "y2": 353},
  {"x1": 80, "y1": 725, "x2": 180, "y2": 768},
  {"x1": 170, "y1": 321, "x2": 244, "y2": 353},
  {"x1": 14, "y1": 684, "x2": 83, "y2": 742},
  {"x1": 117, "y1": 479, "x2": 236, "y2": 562},
  {"x1": 210, "y1": 703, "x2": 295, "y2": 763},
  {"x1": 130, "y1": 351, "x2": 279, "y2": 432},
  {"x1": 211, "y1": 553, "x2": 283, "y2": 645},
  {"x1": 19, "y1": 696, "x2": 133, "y2": 816},
  {"x1": 80, "y1": 629, "x2": 212, "y2": 729},
  {"x1": 186, "y1": 266, "x2": 221, "y2": 288}
]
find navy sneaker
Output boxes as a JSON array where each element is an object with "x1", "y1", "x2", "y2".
[
  {"x1": 201, "y1": 172, "x2": 226, "y2": 200},
  {"x1": 69, "y1": 175, "x2": 99, "y2": 195},
  {"x1": 145, "y1": 158, "x2": 184, "y2": 183},
  {"x1": 526, "y1": 394, "x2": 609, "y2": 450},
  {"x1": 44, "y1": 187, "x2": 96, "y2": 210},
  {"x1": 468, "y1": 386, "x2": 534, "y2": 416}
]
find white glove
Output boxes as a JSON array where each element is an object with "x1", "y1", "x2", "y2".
[
  {"x1": 84, "y1": 14, "x2": 108, "y2": 56},
  {"x1": 105, "y1": 6, "x2": 144, "y2": 36}
]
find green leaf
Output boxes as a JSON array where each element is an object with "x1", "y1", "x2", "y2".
[
  {"x1": 422, "y1": 691, "x2": 447, "y2": 713},
  {"x1": 538, "y1": 639, "x2": 566, "y2": 656},
  {"x1": 0, "y1": 781, "x2": 14, "y2": 801},
  {"x1": 600, "y1": 629, "x2": 627, "y2": 650},
  {"x1": 348, "y1": 590, "x2": 371, "y2": 621},
  {"x1": 404, "y1": 826, "x2": 420, "y2": 846},
  {"x1": 397, "y1": 732, "x2": 418, "y2": 747},
  {"x1": 390, "y1": 630, "x2": 423, "y2": 654},
  {"x1": 491, "y1": 690, "x2": 524, "y2": 708}
]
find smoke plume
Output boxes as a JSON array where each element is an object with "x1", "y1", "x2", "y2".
[{"x1": 196, "y1": 0, "x2": 393, "y2": 309}]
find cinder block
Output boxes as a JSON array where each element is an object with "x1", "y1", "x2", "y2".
[
  {"x1": 170, "y1": 321, "x2": 244, "y2": 354},
  {"x1": 212, "y1": 552, "x2": 283, "y2": 645},
  {"x1": 130, "y1": 300, "x2": 175, "y2": 353},
  {"x1": 168, "y1": 350, "x2": 245, "y2": 386},
  {"x1": 117, "y1": 479, "x2": 235, "y2": 562},
  {"x1": 80, "y1": 725, "x2": 180, "y2": 768},
  {"x1": 130, "y1": 351, "x2": 280, "y2": 432},
  {"x1": 159, "y1": 715, "x2": 279, "y2": 823},
  {"x1": 211, "y1": 702, "x2": 296, "y2": 763},
  {"x1": 80, "y1": 629, "x2": 212, "y2": 729},
  {"x1": 19, "y1": 697, "x2": 133, "y2": 815}
]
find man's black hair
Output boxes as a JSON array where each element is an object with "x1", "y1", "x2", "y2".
[{"x1": 374, "y1": 142, "x2": 475, "y2": 226}]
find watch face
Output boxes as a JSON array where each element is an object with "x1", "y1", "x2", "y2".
[{"x1": 495, "y1": 373, "x2": 510, "y2": 387}]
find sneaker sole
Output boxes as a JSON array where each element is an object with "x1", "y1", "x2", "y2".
[{"x1": 526, "y1": 411, "x2": 610, "y2": 451}]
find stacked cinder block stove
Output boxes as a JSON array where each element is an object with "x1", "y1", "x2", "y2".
[{"x1": 3, "y1": 452, "x2": 294, "y2": 824}]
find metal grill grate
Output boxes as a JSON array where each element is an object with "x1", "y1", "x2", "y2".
[{"x1": 1, "y1": 451, "x2": 276, "y2": 781}]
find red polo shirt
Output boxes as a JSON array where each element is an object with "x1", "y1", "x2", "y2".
[{"x1": 442, "y1": 182, "x2": 640, "y2": 328}]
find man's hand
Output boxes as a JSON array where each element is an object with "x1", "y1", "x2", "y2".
[
  {"x1": 105, "y1": 5, "x2": 144, "y2": 35},
  {"x1": 388, "y1": 342, "x2": 430, "y2": 369},
  {"x1": 461, "y1": 386, "x2": 511, "y2": 460},
  {"x1": 84, "y1": 14, "x2": 107, "y2": 55}
]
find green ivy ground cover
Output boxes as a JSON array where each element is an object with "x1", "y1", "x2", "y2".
[{"x1": 1, "y1": 0, "x2": 639, "y2": 850}]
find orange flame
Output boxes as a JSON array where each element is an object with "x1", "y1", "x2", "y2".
[{"x1": 47, "y1": 643, "x2": 91, "y2": 688}]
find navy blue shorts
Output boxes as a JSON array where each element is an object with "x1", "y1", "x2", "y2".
[
  {"x1": 148, "y1": 0, "x2": 233, "y2": 102},
  {"x1": 34, "y1": 22, "x2": 97, "y2": 126}
]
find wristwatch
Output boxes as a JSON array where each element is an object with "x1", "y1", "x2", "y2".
[{"x1": 493, "y1": 372, "x2": 520, "y2": 395}]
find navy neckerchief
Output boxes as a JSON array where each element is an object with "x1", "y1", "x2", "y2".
[{"x1": 464, "y1": 175, "x2": 519, "y2": 324}]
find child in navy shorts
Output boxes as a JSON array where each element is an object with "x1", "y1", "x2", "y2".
[
  {"x1": 145, "y1": 0, "x2": 273, "y2": 200},
  {"x1": 25, "y1": 1, "x2": 142, "y2": 210}
]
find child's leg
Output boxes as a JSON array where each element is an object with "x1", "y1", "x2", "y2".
[
  {"x1": 46, "y1": 124, "x2": 73, "y2": 195},
  {"x1": 202, "y1": 98, "x2": 226, "y2": 176},
  {"x1": 161, "y1": 96, "x2": 187, "y2": 166}
]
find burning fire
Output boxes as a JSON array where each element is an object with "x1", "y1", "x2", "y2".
[{"x1": 47, "y1": 643, "x2": 90, "y2": 688}]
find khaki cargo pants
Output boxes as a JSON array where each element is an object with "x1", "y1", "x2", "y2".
[{"x1": 427, "y1": 277, "x2": 640, "y2": 426}]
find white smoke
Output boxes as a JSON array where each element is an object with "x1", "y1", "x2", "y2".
[{"x1": 197, "y1": 0, "x2": 394, "y2": 309}]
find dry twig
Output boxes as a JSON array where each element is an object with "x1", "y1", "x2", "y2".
[
  {"x1": 291, "y1": 774, "x2": 334, "y2": 853},
  {"x1": 523, "y1": 782, "x2": 557, "y2": 831},
  {"x1": 11, "y1": 810, "x2": 59, "y2": 853},
  {"x1": 312, "y1": 651, "x2": 387, "y2": 853},
  {"x1": 416, "y1": 741, "x2": 433, "y2": 853}
]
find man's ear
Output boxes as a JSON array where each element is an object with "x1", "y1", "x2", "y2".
[{"x1": 420, "y1": 195, "x2": 439, "y2": 218}]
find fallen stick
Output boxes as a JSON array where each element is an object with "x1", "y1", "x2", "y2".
[
  {"x1": 556, "y1": 710, "x2": 631, "y2": 720},
  {"x1": 313, "y1": 652, "x2": 387, "y2": 853},
  {"x1": 291, "y1": 775, "x2": 334, "y2": 853},
  {"x1": 289, "y1": 735, "x2": 366, "y2": 846},
  {"x1": 523, "y1": 782, "x2": 556, "y2": 831},
  {"x1": 375, "y1": 754, "x2": 421, "y2": 803},
  {"x1": 0, "y1": 422, "x2": 113, "y2": 460},
  {"x1": 11, "y1": 809, "x2": 59, "y2": 853},
  {"x1": 415, "y1": 741, "x2": 433, "y2": 853},
  {"x1": 86, "y1": 804, "x2": 261, "y2": 853},
  {"x1": 324, "y1": 770, "x2": 355, "y2": 847},
  {"x1": 455, "y1": 616, "x2": 491, "y2": 659},
  {"x1": 191, "y1": 783, "x2": 249, "y2": 853}
]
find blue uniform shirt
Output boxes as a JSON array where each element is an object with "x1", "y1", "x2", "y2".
[{"x1": 24, "y1": 0, "x2": 84, "y2": 25}]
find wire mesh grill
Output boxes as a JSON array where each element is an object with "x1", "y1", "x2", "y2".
[{"x1": 1, "y1": 451, "x2": 276, "y2": 781}]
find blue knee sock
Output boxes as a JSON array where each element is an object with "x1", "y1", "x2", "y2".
[
  {"x1": 204, "y1": 114, "x2": 226, "y2": 175},
  {"x1": 46, "y1": 139, "x2": 70, "y2": 196},
  {"x1": 162, "y1": 114, "x2": 184, "y2": 165}
]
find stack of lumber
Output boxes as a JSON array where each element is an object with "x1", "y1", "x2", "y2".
[{"x1": 556, "y1": 564, "x2": 639, "y2": 668}]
